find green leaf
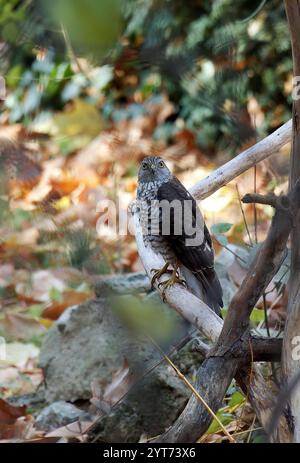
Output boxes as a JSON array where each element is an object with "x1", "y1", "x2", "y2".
[
  {"x1": 221, "y1": 307, "x2": 228, "y2": 318},
  {"x1": 250, "y1": 308, "x2": 265, "y2": 322},
  {"x1": 23, "y1": 85, "x2": 41, "y2": 114},
  {"x1": 228, "y1": 391, "x2": 245, "y2": 408},
  {"x1": 28, "y1": 304, "x2": 46, "y2": 318},
  {"x1": 207, "y1": 411, "x2": 233, "y2": 434},
  {"x1": 49, "y1": 287, "x2": 63, "y2": 302},
  {"x1": 211, "y1": 222, "x2": 233, "y2": 234}
]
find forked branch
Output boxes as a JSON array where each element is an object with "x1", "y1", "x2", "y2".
[{"x1": 155, "y1": 183, "x2": 300, "y2": 442}]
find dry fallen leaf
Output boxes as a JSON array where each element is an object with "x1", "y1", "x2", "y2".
[
  {"x1": 42, "y1": 290, "x2": 92, "y2": 320},
  {"x1": 0, "y1": 399, "x2": 28, "y2": 440},
  {"x1": 0, "y1": 313, "x2": 46, "y2": 341},
  {"x1": 15, "y1": 268, "x2": 86, "y2": 303},
  {"x1": 45, "y1": 420, "x2": 92, "y2": 441},
  {"x1": 103, "y1": 358, "x2": 131, "y2": 406},
  {"x1": 0, "y1": 264, "x2": 15, "y2": 288},
  {"x1": 0, "y1": 399, "x2": 26, "y2": 424}
]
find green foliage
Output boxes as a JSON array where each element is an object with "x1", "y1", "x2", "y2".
[
  {"x1": 4, "y1": 50, "x2": 74, "y2": 122},
  {"x1": 121, "y1": 0, "x2": 291, "y2": 154},
  {"x1": 207, "y1": 388, "x2": 245, "y2": 435},
  {"x1": 0, "y1": 0, "x2": 27, "y2": 44},
  {"x1": 44, "y1": 0, "x2": 123, "y2": 62},
  {"x1": 250, "y1": 308, "x2": 266, "y2": 322},
  {"x1": 111, "y1": 294, "x2": 177, "y2": 342},
  {"x1": 64, "y1": 229, "x2": 95, "y2": 270},
  {"x1": 212, "y1": 222, "x2": 232, "y2": 247},
  {"x1": 1, "y1": 0, "x2": 293, "y2": 154},
  {"x1": 211, "y1": 222, "x2": 233, "y2": 234}
]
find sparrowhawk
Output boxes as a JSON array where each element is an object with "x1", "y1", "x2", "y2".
[{"x1": 136, "y1": 156, "x2": 223, "y2": 316}]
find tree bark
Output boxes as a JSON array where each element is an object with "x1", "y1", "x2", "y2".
[
  {"x1": 152, "y1": 185, "x2": 300, "y2": 442},
  {"x1": 280, "y1": 0, "x2": 300, "y2": 443},
  {"x1": 132, "y1": 114, "x2": 298, "y2": 441}
]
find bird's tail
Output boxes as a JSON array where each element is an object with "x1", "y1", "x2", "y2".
[
  {"x1": 199, "y1": 268, "x2": 223, "y2": 317},
  {"x1": 181, "y1": 265, "x2": 223, "y2": 317}
]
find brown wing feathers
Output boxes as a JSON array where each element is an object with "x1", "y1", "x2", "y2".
[{"x1": 157, "y1": 176, "x2": 223, "y2": 313}]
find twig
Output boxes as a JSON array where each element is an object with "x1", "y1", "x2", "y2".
[
  {"x1": 233, "y1": 426, "x2": 263, "y2": 438},
  {"x1": 147, "y1": 335, "x2": 235, "y2": 443},
  {"x1": 236, "y1": 184, "x2": 253, "y2": 246},
  {"x1": 87, "y1": 328, "x2": 197, "y2": 442},
  {"x1": 254, "y1": 165, "x2": 258, "y2": 244},
  {"x1": 212, "y1": 236, "x2": 248, "y2": 264},
  {"x1": 246, "y1": 415, "x2": 257, "y2": 443},
  {"x1": 262, "y1": 292, "x2": 271, "y2": 337},
  {"x1": 60, "y1": 21, "x2": 90, "y2": 81}
]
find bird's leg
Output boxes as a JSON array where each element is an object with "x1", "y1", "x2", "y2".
[
  {"x1": 150, "y1": 262, "x2": 172, "y2": 288},
  {"x1": 158, "y1": 262, "x2": 186, "y2": 301}
]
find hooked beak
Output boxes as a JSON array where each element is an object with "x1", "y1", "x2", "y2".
[{"x1": 150, "y1": 164, "x2": 156, "y2": 174}]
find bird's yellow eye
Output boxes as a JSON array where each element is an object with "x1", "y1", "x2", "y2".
[{"x1": 159, "y1": 161, "x2": 164, "y2": 168}]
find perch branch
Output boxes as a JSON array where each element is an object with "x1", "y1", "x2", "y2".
[
  {"x1": 190, "y1": 119, "x2": 291, "y2": 200},
  {"x1": 134, "y1": 212, "x2": 223, "y2": 342}
]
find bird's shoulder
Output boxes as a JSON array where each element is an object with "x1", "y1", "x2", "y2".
[{"x1": 157, "y1": 175, "x2": 194, "y2": 202}]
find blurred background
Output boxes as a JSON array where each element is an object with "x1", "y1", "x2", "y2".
[{"x1": 0, "y1": 0, "x2": 293, "y2": 442}]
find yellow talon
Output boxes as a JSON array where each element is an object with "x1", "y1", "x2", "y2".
[
  {"x1": 158, "y1": 266, "x2": 186, "y2": 301},
  {"x1": 150, "y1": 262, "x2": 171, "y2": 288}
]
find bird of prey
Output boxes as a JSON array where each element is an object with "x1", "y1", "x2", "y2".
[{"x1": 136, "y1": 156, "x2": 223, "y2": 316}]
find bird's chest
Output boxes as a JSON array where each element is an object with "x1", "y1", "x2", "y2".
[{"x1": 137, "y1": 181, "x2": 176, "y2": 263}]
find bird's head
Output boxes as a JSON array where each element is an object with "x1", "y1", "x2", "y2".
[{"x1": 138, "y1": 156, "x2": 171, "y2": 183}]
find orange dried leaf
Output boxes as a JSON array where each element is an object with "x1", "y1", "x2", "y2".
[{"x1": 42, "y1": 290, "x2": 92, "y2": 320}]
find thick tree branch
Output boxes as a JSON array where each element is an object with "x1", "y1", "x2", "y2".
[
  {"x1": 193, "y1": 336, "x2": 282, "y2": 363},
  {"x1": 190, "y1": 120, "x2": 291, "y2": 200},
  {"x1": 250, "y1": 337, "x2": 282, "y2": 363},
  {"x1": 280, "y1": 0, "x2": 300, "y2": 443},
  {"x1": 156, "y1": 185, "x2": 300, "y2": 443},
  {"x1": 215, "y1": 183, "x2": 300, "y2": 356},
  {"x1": 242, "y1": 192, "x2": 291, "y2": 211}
]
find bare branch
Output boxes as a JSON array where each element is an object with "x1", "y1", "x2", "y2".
[
  {"x1": 190, "y1": 120, "x2": 292, "y2": 200},
  {"x1": 156, "y1": 184, "x2": 300, "y2": 443},
  {"x1": 250, "y1": 337, "x2": 282, "y2": 363},
  {"x1": 134, "y1": 212, "x2": 223, "y2": 342},
  {"x1": 192, "y1": 336, "x2": 282, "y2": 363},
  {"x1": 280, "y1": 0, "x2": 300, "y2": 443},
  {"x1": 242, "y1": 192, "x2": 291, "y2": 211}
]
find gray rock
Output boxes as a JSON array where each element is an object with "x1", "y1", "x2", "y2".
[
  {"x1": 8, "y1": 389, "x2": 46, "y2": 409},
  {"x1": 94, "y1": 272, "x2": 151, "y2": 297},
  {"x1": 87, "y1": 347, "x2": 200, "y2": 443},
  {"x1": 39, "y1": 293, "x2": 200, "y2": 441},
  {"x1": 39, "y1": 298, "x2": 127, "y2": 402},
  {"x1": 35, "y1": 401, "x2": 90, "y2": 432}
]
